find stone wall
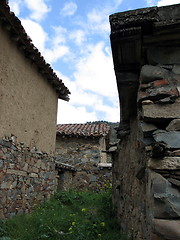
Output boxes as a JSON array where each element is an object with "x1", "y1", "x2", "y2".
[
  {"x1": 0, "y1": 136, "x2": 57, "y2": 219},
  {"x1": 110, "y1": 4, "x2": 180, "y2": 240},
  {"x1": 56, "y1": 136, "x2": 112, "y2": 191},
  {"x1": 112, "y1": 61, "x2": 180, "y2": 240}
]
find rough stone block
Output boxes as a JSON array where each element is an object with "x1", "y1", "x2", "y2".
[
  {"x1": 166, "y1": 119, "x2": 180, "y2": 131},
  {"x1": 6, "y1": 169, "x2": 27, "y2": 176},
  {"x1": 153, "y1": 219, "x2": 180, "y2": 240},
  {"x1": 29, "y1": 173, "x2": 38, "y2": 178},
  {"x1": 148, "y1": 157, "x2": 180, "y2": 170},
  {"x1": 172, "y1": 64, "x2": 180, "y2": 74},
  {"x1": 153, "y1": 130, "x2": 180, "y2": 149},
  {"x1": 151, "y1": 171, "x2": 180, "y2": 219},
  {"x1": 140, "y1": 122, "x2": 157, "y2": 134},
  {"x1": 152, "y1": 79, "x2": 169, "y2": 87},
  {"x1": 142, "y1": 101, "x2": 180, "y2": 120},
  {"x1": 140, "y1": 65, "x2": 169, "y2": 83}
]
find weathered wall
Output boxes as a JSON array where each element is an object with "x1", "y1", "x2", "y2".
[
  {"x1": 110, "y1": 4, "x2": 180, "y2": 240},
  {"x1": 0, "y1": 25, "x2": 58, "y2": 153},
  {"x1": 56, "y1": 136, "x2": 112, "y2": 191},
  {"x1": 112, "y1": 54, "x2": 180, "y2": 240},
  {"x1": 0, "y1": 136, "x2": 58, "y2": 219}
]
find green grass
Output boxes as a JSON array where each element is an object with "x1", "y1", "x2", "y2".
[{"x1": 0, "y1": 190, "x2": 126, "y2": 240}]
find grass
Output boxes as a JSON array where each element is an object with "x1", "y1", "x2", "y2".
[{"x1": 0, "y1": 190, "x2": 126, "y2": 240}]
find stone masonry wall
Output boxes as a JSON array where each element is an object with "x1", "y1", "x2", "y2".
[
  {"x1": 139, "y1": 64, "x2": 180, "y2": 240},
  {"x1": 56, "y1": 136, "x2": 112, "y2": 191},
  {"x1": 113, "y1": 65, "x2": 180, "y2": 240},
  {"x1": 0, "y1": 136, "x2": 58, "y2": 219}
]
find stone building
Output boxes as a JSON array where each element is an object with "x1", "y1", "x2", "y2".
[
  {"x1": 56, "y1": 123, "x2": 112, "y2": 190},
  {"x1": 0, "y1": 1, "x2": 70, "y2": 218},
  {"x1": 110, "y1": 4, "x2": 180, "y2": 240}
]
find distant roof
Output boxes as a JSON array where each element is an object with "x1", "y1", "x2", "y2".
[
  {"x1": 57, "y1": 123, "x2": 110, "y2": 138},
  {"x1": 0, "y1": 0, "x2": 70, "y2": 101}
]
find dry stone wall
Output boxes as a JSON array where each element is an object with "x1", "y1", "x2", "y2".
[
  {"x1": 0, "y1": 136, "x2": 57, "y2": 219},
  {"x1": 113, "y1": 64, "x2": 180, "y2": 240},
  {"x1": 139, "y1": 64, "x2": 180, "y2": 240},
  {"x1": 56, "y1": 136, "x2": 112, "y2": 191}
]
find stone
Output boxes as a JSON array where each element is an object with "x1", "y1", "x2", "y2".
[
  {"x1": 141, "y1": 100, "x2": 153, "y2": 105},
  {"x1": 166, "y1": 119, "x2": 180, "y2": 131},
  {"x1": 142, "y1": 100, "x2": 180, "y2": 121},
  {"x1": 6, "y1": 169, "x2": 27, "y2": 177},
  {"x1": 140, "y1": 86, "x2": 179, "y2": 102},
  {"x1": 155, "y1": 97, "x2": 176, "y2": 104},
  {"x1": 108, "y1": 146, "x2": 117, "y2": 152},
  {"x1": 153, "y1": 219, "x2": 180, "y2": 240},
  {"x1": 148, "y1": 157, "x2": 180, "y2": 170},
  {"x1": 140, "y1": 65, "x2": 169, "y2": 83},
  {"x1": 140, "y1": 122, "x2": 157, "y2": 135},
  {"x1": 151, "y1": 172, "x2": 180, "y2": 219},
  {"x1": 29, "y1": 173, "x2": 38, "y2": 178},
  {"x1": 152, "y1": 79, "x2": 169, "y2": 87},
  {"x1": 90, "y1": 175, "x2": 97, "y2": 182},
  {"x1": 1, "y1": 181, "x2": 12, "y2": 189},
  {"x1": 153, "y1": 130, "x2": 180, "y2": 149},
  {"x1": 169, "y1": 150, "x2": 180, "y2": 157},
  {"x1": 172, "y1": 64, "x2": 180, "y2": 74},
  {"x1": 167, "y1": 178, "x2": 180, "y2": 188}
]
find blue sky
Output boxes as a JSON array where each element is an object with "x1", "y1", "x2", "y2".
[{"x1": 9, "y1": 0, "x2": 180, "y2": 123}]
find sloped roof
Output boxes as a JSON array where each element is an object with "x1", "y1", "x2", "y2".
[
  {"x1": 0, "y1": 0, "x2": 70, "y2": 101},
  {"x1": 56, "y1": 123, "x2": 110, "y2": 138}
]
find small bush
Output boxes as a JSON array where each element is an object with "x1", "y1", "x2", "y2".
[{"x1": 0, "y1": 190, "x2": 127, "y2": 240}]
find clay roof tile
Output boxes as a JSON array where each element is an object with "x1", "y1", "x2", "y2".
[{"x1": 56, "y1": 123, "x2": 110, "y2": 138}]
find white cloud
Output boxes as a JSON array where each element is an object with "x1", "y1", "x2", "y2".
[
  {"x1": 9, "y1": 0, "x2": 22, "y2": 15},
  {"x1": 87, "y1": 9, "x2": 110, "y2": 34},
  {"x1": 21, "y1": 20, "x2": 69, "y2": 63},
  {"x1": 74, "y1": 42, "x2": 118, "y2": 98},
  {"x1": 24, "y1": 0, "x2": 51, "y2": 21},
  {"x1": 94, "y1": 102, "x2": 119, "y2": 122},
  {"x1": 83, "y1": 0, "x2": 123, "y2": 35},
  {"x1": 57, "y1": 101, "x2": 97, "y2": 124},
  {"x1": 157, "y1": 0, "x2": 180, "y2": 6},
  {"x1": 69, "y1": 30, "x2": 86, "y2": 46},
  {"x1": 21, "y1": 19, "x2": 48, "y2": 52},
  {"x1": 43, "y1": 46, "x2": 69, "y2": 63},
  {"x1": 60, "y1": 2, "x2": 77, "y2": 17},
  {"x1": 52, "y1": 26, "x2": 67, "y2": 45}
]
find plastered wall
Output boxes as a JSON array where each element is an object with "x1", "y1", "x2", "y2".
[{"x1": 0, "y1": 26, "x2": 58, "y2": 153}]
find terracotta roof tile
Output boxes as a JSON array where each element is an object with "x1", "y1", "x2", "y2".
[
  {"x1": 0, "y1": 0, "x2": 70, "y2": 101},
  {"x1": 56, "y1": 123, "x2": 110, "y2": 137}
]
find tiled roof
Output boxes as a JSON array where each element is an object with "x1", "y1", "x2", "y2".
[
  {"x1": 56, "y1": 123, "x2": 110, "y2": 137},
  {"x1": 0, "y1": 0, "x2": 70, "y2": 101}
]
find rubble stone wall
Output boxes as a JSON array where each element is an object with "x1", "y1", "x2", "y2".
[
  {"x1": 113, "y1": 65, "x2": 180, "y2": 240},
  {"x1": 0, "y1": 137, "x2": 58, "y2": 219},
  {"x1": 56, "y1": 136, "x2": 112, "y2": 191}
]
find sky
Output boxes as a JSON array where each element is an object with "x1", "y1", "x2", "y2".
[{"x1": 9, "y1": 0, "x2": 180, "y2": 124}]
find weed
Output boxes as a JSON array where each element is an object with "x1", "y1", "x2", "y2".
[{"x1": 0, "y1": 190, "x2": 127, "y2": 240}]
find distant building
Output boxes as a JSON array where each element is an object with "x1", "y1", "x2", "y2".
[{"x1": 56, "y1": 123, "x2": 112, "y2": 190}]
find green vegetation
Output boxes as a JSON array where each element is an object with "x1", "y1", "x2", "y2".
[{"x1": 0, "y1": 190, "x2": 126, "y2": 240}]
